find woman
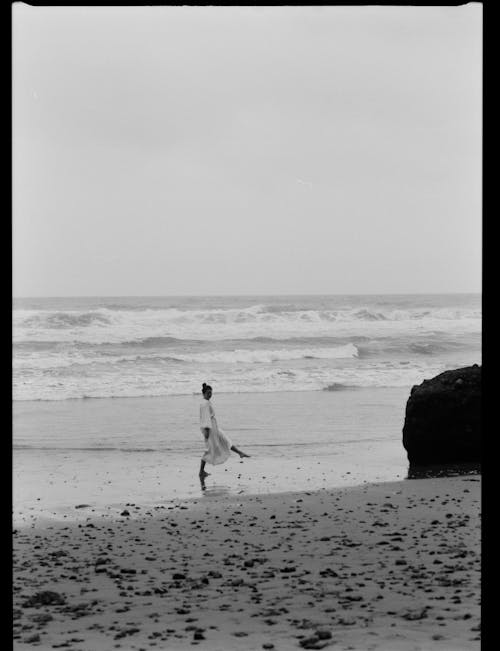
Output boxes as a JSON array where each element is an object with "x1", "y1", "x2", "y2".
[{"x1": 199, "y1": 382, "x2": 250, "y2": 481}]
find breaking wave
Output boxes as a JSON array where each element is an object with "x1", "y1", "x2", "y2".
[{"x1": 12, "y1": 294, "x2": 481, "y2": 401}]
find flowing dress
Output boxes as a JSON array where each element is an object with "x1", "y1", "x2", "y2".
[{"x1": 200, "y1": 399, "x2": 232, "y2": 465}]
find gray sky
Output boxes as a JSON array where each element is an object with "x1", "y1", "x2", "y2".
[{"x1": 12, "y1": 4, "x2": 482, "y2": 297}]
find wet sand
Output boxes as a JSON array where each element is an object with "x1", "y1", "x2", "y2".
[
  {"x1": 13, "y1": 388, "x2": 412, "y2": 524},
  {"x1": 13, "y1": 475, "x2": 480, "y2": 650}
]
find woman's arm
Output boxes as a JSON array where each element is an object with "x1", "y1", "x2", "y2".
[{"x1": 200, "y1": 402, "x2": 212, "y2": 431}]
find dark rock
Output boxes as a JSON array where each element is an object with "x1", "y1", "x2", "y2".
[
  {"x1": 120, "y1": 510, "x2": 130, "y2": 516},
  {"x1": 22, "y1": 591, "x2": 66, "y2": 607},
  {"x1": 30, "y1": 613, "x2": 53, "y2": 625},
  {"x1": 401, "y1": 608, "x2": 428, "y2": 620},
  {"x1": 114, "y1": 627, "x2": 140, "y2": 639},
  {"x1": 299, "y1": 635, "x2": 331, "y2": 649},
  {"x1": 402, "y1": 365, "x2": 481, "y2": 465}
]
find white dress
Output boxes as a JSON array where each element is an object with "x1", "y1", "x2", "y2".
[{"x1": 200, "y1": 399, "x2": 232, "y2": 465}]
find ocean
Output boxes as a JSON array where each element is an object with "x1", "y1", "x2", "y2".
[
  {"x1": 13, "y1": 293, "x2": 481, "y2": 402},
  {"x1": 12, "y1": 294, "x2": 481, "y2": 520}
]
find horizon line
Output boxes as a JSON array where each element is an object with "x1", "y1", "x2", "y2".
[{"x1": 12, "y1": 290, "x2": 482, "y2": 300}]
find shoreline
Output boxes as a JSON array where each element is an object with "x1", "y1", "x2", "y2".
[
  {"x1": 14, "y1": 475, "x2": 481, "y2": 650},
  {"x1": 12, "y1": 385, "x2": 400, "y2": 404},
  {"x1": 13, "y1": 387, "x2": 413, "y2": 526}
]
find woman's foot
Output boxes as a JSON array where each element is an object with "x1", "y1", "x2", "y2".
[
  {"x1": 199, "y1": 470, "x2": 210, "y2": 479},
  {"x1": 238, "y1": 452, "x2": 250, "y2": 459}
]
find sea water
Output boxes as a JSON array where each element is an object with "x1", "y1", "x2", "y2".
[
  {"x1": 13, "y1": 294, "x2": 481, "y2": 402},
  {"x1": 12, "y1": 294, "x2": 481, "y2": 519}
]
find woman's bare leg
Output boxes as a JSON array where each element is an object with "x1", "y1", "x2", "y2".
[
  {"x1": 199, "y1": 459, "x2": 210, "y2": 478},
  {"x1": 231, "y1": 445, "x2": 250, "y2": 458}
]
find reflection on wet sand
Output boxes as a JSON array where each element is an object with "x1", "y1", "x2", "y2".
[
  {"x1": 406, "y1": 462, "x2": 481, "y2": 480},
  {"x1": 201, "y1": 483, "x2": 248, "y2": 498}
]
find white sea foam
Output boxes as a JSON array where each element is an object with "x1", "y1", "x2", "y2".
[
  {"x1": 13, "y1": 359, "x2": 465, "y2": 402},
  {"x1": 13, "y1": 303, "x2": 481, "y2": 345},
  {"x1": 12, "y1": 295, "x2": 482, "y2": 401}
]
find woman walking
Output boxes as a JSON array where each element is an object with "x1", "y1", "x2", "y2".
[{"x1": 199, "y1": 383, "x2": 250, "y2": 481}]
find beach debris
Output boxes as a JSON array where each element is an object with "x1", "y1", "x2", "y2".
[
  {"x1": 342, "y1": 594, "x2": 363, "y2": 602},
  {"x1": 153, "y1": 586, "x2": 167, "y2": 595},
  {"x1": 114, "y1": 626, "x2": 141, "y2": 640},
  {"x1": 22, "y1": 591, "x2": 66, "y2": 608},
  {"x1": 94, "y1": 556, "x2": 110, "y2": 566},
  {"x1": 319, "y1": 568, "x2": 339, "y2": 578},
  {"x1": 29, "y1": 613, "x2": 53, "y2": 625},
  {"x1": 337, "y1": 617, "x2": 356, "y2": 626},
  {"x1": 299, "y1": 633, "x2": 332, "y2": 649},
  {"x1": 120, "y1": 509, "x2": 130, "y2": 516},
  {"x1": 94, "y1": 565, "x2": 108, "y2": 574},
  {"x1": 401, "y1": 607, "x2": 428, "y2": 620}
]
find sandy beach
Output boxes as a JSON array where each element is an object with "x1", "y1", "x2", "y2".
[
  {"x1": 13, "y1": 2, "x2": 482, "y2": 647},
  {"x1": 13, "y1": 474, "x2": 480, "y2": 651}
]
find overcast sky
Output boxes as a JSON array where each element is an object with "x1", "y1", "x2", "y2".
[{"x1": 12, "y1": 4, "x2": 482, "y2": 297}]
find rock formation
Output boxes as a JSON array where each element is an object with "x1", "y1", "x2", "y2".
[{"x1": 402, "y1": 365, "x2": 481, "y2": 466}]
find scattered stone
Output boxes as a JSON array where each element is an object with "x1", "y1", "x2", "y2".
[
  {"x1": 114, "y1": 627, "x2": 141, "y2": 639},
  {"x1": 299, "y1": 634, "x2": 331, "y2": 649},
  {"x1": 30, "y1": 613, "x2": 53, "y2": 625},
  {"x1": 401, "y1": 608, "x2": 428, "y2": 621},
  {"x1": 22, "y1": 591, "x2": 66, "y2": 608}
]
